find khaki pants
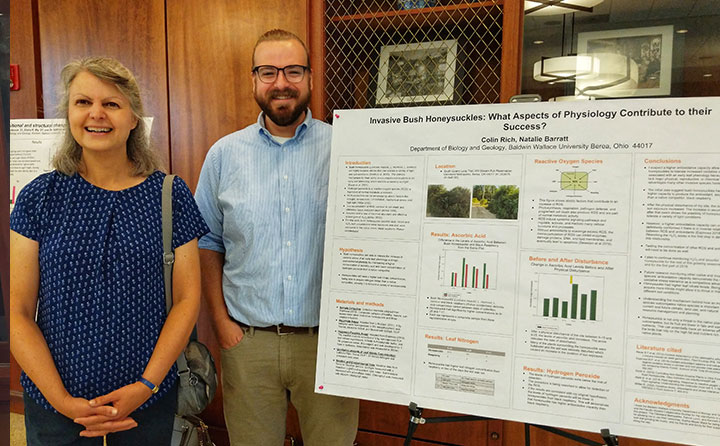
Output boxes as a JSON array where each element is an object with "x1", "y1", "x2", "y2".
[{"x1": 221, "y1": 328, "x2": 359, "y2": 446}]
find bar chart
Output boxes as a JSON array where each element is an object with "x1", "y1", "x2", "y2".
[
  {"x1": 536, "y1": 273, "x2": 603, "y2": 321},
  {"x1": 441, "y1": 250, "x2": 497, "y2": 290}
]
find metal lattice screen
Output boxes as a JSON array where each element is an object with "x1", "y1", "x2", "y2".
[{"x1": 323, "y1": 0, "x2": 503, "y2": 121}]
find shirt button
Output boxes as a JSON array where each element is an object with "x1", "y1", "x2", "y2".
[
  {"x1": 283, "y1": 175, "x2": 288, "y2": 180},
  {"x1": 283, "y1": 148, "x2": 287, "y2": 152},
  {"x1": 285, "y1": 207, "x2": 290, "y2": 213},
  {"x1": 287, "y1": 275, "x2": 293, "y2": 281},
  {"x1": 286, "y1": 241, "x2": 292, "y2": 246},
  {"x1": 288, "y1": 309, "x2": 293, "y2": 314}
]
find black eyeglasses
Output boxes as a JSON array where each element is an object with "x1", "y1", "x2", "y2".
[{"x1": 252, "y1": 65, "x2": 309, "y2": 84}]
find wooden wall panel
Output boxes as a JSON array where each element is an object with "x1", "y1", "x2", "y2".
[
  {"x1": 10, "y1": 0, "x2": 41, "y2": 119},
  {"x1": 36, "y1": 0, "x2": 170, "y2": 168},
  {"x1": 166, "y1": 0, "x2": 307, "y2": 440},
  {"x1": 166, "y1": 0, "x2": 307, "y2": 191}
]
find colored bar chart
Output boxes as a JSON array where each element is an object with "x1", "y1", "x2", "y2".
[
  {"x1": 538, "y1": 274, "x2": 603, "y2": 321},
  {"x1": 444, "y1": 250, "x2": 497, "y2": 290}
]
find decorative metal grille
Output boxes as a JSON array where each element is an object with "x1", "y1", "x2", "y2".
[{"x1": 323, "y1": 0, "x2": 504, "y2": 121}]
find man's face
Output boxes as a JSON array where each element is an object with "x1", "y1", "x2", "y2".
[{"x1": 253, "y1": 39, "x2": 312, "y2": 129}]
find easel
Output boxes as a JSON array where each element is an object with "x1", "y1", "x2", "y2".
[
  {"x1": 404, "y1": 402, "x2": 619, "y2": 446},
  {"x1": 524, "y1": 424, "x2": 619, "y2": 446},
  {"x1": 404, "y1": 402, "x2": 490, "y2": 446}
]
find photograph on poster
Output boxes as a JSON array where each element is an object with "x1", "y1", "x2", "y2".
[
  {"x1": 376, "y1": 39, "x2": 458, "y2": 105},
  {"x1": 577, "y1": 25, "x2": 674, "y2": 97},
  {"x1": 426, "y1": 184, "x2": 470, "y2": 218},
  {"x1": 471, "y1": 185, "x2": 519, "y2": 219}
]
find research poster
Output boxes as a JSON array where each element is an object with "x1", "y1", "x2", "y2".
[
  {"x1": 9, "y1": 119, "x2": 65, "y2": 212},
  {"x1": 315, "y1": 97, "x2": 720, "y2": 446}
]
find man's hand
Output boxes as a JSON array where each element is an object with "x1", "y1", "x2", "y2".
[{"x1": 214, "y1": 316, "x2": 244, "y2": 350}]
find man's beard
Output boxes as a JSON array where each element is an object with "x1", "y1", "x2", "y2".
[{"x1": 256, "y1": 87, "x2": 310, "y2": 128}]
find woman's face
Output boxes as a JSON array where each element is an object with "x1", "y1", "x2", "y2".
[{"x1": 67, "y1": 71, "x2": 138, "y2": 157}]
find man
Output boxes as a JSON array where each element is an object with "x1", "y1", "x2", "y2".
[{"x1": 194, "y1": 29, "x2": 359, "y2": 446}]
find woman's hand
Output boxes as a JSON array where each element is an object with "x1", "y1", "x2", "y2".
[
  {"x1": 59, "y1": 394, "x2": 119, "y2": 420},
  {"x1": 57, "y1": 394, "x2": 138, "y2": 436},
  {"x1": 73, "y1": 382, "x2": 151, "y2": 436},
  {"x1": 77, "y1": 417, "x2": 138, "y2": 438}
]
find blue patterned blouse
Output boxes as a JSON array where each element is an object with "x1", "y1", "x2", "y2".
[{"x1": 10, "y1": 171, "x2": 209, "y2": 411}]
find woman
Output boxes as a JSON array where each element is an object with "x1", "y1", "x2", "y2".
[{"x1": 10, "y1": 56, "x2": 209, "y2": 445}]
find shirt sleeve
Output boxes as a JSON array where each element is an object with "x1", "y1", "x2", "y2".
[
  {"x1": 171, "y1": 175, "x2": 210, "y2": 249},
  {"x1": 194, "y1": 146, "x2": 226, "y2": 253},
  {"x1": 10, "y1": 173, "x2": 53, "y2": 242}
]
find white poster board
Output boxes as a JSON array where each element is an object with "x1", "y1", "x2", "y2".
[
  {"x1": 316, "y1": 97, "x2": 720, "y2": 446},
  {"x1": 10, "y1": 120, "x2": 65, "y2": 212}
]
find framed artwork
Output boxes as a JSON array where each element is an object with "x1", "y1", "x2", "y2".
[
  {"x1": 577, "y1": 25, "x2": 674, "y2": 97},
  {"x1": 376, "y1": 39, "x2": 458, "y2": 105}
]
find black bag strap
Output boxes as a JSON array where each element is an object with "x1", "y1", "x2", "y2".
[{"x1": 161, "y1": 174, "x2": 192, "y2": 377}]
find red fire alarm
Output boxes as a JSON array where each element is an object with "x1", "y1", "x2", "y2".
[{"x1": 10, "y1": 64, "x2": 20, "y2": 90}]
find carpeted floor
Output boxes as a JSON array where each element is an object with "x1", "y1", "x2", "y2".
[{"x1": 10, "y1": 412, "x2": 26, "y2": 446}]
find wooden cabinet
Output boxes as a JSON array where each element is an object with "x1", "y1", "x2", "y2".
[{"x1": 308, "y1": 0, "x2": 524, "y2": 122}]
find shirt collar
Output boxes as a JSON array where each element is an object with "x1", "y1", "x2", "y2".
[{"x1": 257, "y1": 109, "x2": 313, "y2": 144}]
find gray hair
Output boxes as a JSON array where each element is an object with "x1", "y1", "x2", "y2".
[{"x1": 52, "y1": 56, "x2": 161, "y2": 176}]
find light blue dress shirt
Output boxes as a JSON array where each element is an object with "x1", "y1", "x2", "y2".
[{"x1": 195, "y1": 111, "x2": 330, "y2": 327}]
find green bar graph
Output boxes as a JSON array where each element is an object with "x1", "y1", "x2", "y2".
[
  {"x1": 539, "y1": 275, "x2": 600, "y2": 321},
  {"x1": 448, "y1": 255, "x2": 493, "y2": 289}
]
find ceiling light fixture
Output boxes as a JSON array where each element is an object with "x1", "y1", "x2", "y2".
[
  {"x1": 575, "y1": 53, "x2": 639, "y2": 98},
  {"x1": 533, "y1": 55, "x2": 600, "y2": 83},
  {"x1": 525, "y1": 0, "x2": 603, "y2": 16}
]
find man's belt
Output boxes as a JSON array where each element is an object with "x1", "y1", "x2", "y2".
[{"x1": 242, "y1": 324, "x2": 317, "y2": 335}]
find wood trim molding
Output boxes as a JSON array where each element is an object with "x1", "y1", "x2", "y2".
[
  {"x1": 500, "y1": 0, "x2": 524, "y2": 102},
  {"x1": 308, "y1": 0, "x2": 327, "y2": 121}
]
